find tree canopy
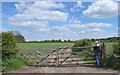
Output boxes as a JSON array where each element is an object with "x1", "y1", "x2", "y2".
[
  {"x1": 14, "y1": 31, "x2": 25, "y2": 43},
  {"x1": 74, "y1": 38, "x2": 92, "y2": 47},
  {"x1": 2, "y1": 31, "x2": 17, "y2": 59}
]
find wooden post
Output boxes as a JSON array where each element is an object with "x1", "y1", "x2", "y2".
[
  {"x1": 100, "y1": 44, "x2": 102, "y2": 60},
  {"x1": 102, "y1": 43, "x2": 106, "y2": 59},
  {"x1": 56, "y1": 49, "x2": 59, "y2": 67},
  {"x1": 100, "y1": 43, "x2": 103, "y2": 60}
]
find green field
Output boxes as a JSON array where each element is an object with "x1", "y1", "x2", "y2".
[
  {"x1": 17, "y1": 43, "x2": 74, "y2": 55},
  {"x1": 17, "y1": 42, "x2": 114, "y2": 56}
]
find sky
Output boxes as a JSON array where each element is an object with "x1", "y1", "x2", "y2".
[{"x1": 1, "y1": 0, "x2": 119, "y2": 41}]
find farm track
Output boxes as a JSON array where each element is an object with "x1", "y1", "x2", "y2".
[{"x1": 8, "y1": 66, "x2": 119, "y2": 73}]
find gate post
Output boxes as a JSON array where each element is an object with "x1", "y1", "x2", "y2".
[
  {"x1": 100, "y1": 43, "x2": 102, "y2": 60},
  {"x1": 56, "y1": 49, "x2": 59, "y2": 67},
  {"x1": 102, "y1": 43, "x2": 106, "y2": 59}
]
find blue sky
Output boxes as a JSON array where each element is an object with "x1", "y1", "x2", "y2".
[{"x1": 1, "y1": 0, "x2": 118, "y2": 41}]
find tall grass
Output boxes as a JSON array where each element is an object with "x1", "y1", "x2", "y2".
[
  {"x1": 105, "y1": 43, "x2": 114, "y2": 55},
  {"x1": 101, "y1": 42, "x2": 120, "y2": 70},
  {"x1": 0, "y1": 59, "x2": 2, "y2": 72},
  {"x1": 3, "y1": 56, "x2": 27, "y2": 72}
]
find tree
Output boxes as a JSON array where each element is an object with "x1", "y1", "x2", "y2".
[
  {"x1": 67, "y1": 40, "x2": 71, "y2": 42},
  {"x1": 52, "y1": 39, "x2": 55, "y2": 42},
  {"x1": 58, "y1": 39, "x2": 62, "y2": 42},
  {"x1": 2, "y1": 31, "x2": 17, "y2": 59},
  {"x1": 13, "y1": 31, "x2": 25, "y2": 43},
  {"x1": 91, "y1": 38, "x2": 95, "y2": 42},
  {"x1": 73, "y1": 38, "x2": 92, "y2": 52},
  {"x1": 15, "y1": 35, "x2": 25, "y2": 43},
  {"x1": 74, "y1": 38, "x2": 92, "y2": 47},
  {"x1": 64, "y1": 40, "x2": 67, "y2": 42}
]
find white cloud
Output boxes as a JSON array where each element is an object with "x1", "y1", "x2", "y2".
[
  {"x1": 77, "y1": 1, "x2": 83, "y2": 8},
  {"x1": 32, "y1": 1, "x2": 65, "y2": 10},
  {"x1": 15, "y1": 1, "x2": 64, "y2": 12},
  {"x1": 78, "y1": 31, "x2": 86, "y2": 34},
  {"x1": 112, "y1": 33, "x2": 118, "y2": 36},
  {"x1": 86, "y1": 23, "x2": 112, "y2": 28},
  {"x1": 68, "y1": 19, "x2": 81, "y2": 24},
  {"x1": 8, "y1": 1, "x2": 68, "y2": 28},
  {"x1": 83, "y1": 0, "x2": 118, "y2": 18},
  {"x1": 7, "y1": 1, "x2": 116, "y2": 40},
  {"x1": 108, "y1": 32, "x2": 118, "y2": 37},
  {"x1": 50, "y1": 26, "x2": 70, "y2": 33},
  {"x1": 36, "y1": 22, "x2": 112, "y2": 36},
  {"x1": 70, "y1": 1, "x2": 83, "y2": 12},
  {"x1": 68, "y1": 23, "x2": 112, "y2": 31},
  {"x1": 70, "y1": 7, "x2": 76, "y2": 12},
  {"x1": 15, "y1": 2, "x2": 29, "y2": 13},
  {"x1": 88, "y1": 28, "x2": 104, "y2": 33},
  {"x1": 8, "y1": 20, "x2": 48, "y2": 28},
  {"x1": 68, "y1": 24, "x2": 86, "y2": 30},
  {"x1": 63, "y1": 22, "x2": 112, "y2": 37},
  {"x1": 35, "y1": 26, "x2": 71, "y2": 34},
  {"x1": 10, "y1": 21, "x2": 113, "y2": 40}
]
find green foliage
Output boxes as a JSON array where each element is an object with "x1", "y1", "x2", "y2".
[
  {"x1": 26, "y1": 39, "x2": 74, "y2": 43},
  {"x1": 13, "y1": 31, "x2": 25, "y2": 43},
  {"x1": 94, "y1": 37, "x2": 120, "y2": 43},
  {"x1": 2, "y1": 31, "x2": 17, "y2": 59},
  {"x1": 15, "y1": 35, "x2": 25, "y2": 43},
  {"x1": 105, "y1": 43, "x2": 114, "y2": 55},
  {"x1": 1, "y1": 31, "x2": 27, "y2": 72},
  {"x1": 73, "y1": 38, "x2": 92, "y2": 52},
  {"x1": 74, "y1": 38, "x2": 92, "y2": 47},
  {"x1": 0, "y1": 59, "x2": 2, "y2": 72},
  {"x1": 101, "y1": 41, "x2": 120, "y2": 70},
  {"x1": 2, "y1": 56, "x2": 27, "y2": 72},
  {"x1": 101, "y1": 56, "x2": 120, "y2": 70},
  {"x1": 113, "y1": 42, "x2": 120, "y2": 55}
]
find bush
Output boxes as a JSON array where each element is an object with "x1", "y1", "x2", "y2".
[
  {"x1": 1, "y1": 31, "x2": 27, "y2": 72},
  {"x1": 73, "y1": 38, "x2": 92, "y2": 52},
  {"x1": 101, "y1": 42, "x2": 120, "y2": 70},
  {"x1": 2, "y1": 31, "x2": 17, "y2": 59},
  {"x1": 101, "y1": 56, "x2": 120, "y2": 70},
  {"x1": 2, "y1": 56, "x2": 27, "y2": 72},
  {"x1": 113, "y1": 42, "x2": 120, "y2": 55},
  {"x1": 74, "y1": 38, "x2": 92, "y2": 47}
]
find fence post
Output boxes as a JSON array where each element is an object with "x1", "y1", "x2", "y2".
[
  {"x1": 102, "y1": 43, "x2": 106, "y2": 59},
  {"x1": 100, "y1": 44, "x2": 102, "y2": 60},
  {"x1": 56, "y1": 49, "x2": 59, "y2": 67}
]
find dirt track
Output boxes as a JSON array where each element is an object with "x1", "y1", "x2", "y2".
[{"x1": 8, "y1": 66, "x2": 119, "y2": 73}]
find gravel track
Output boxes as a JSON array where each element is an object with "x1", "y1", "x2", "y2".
[{"x1": 8, "y1": 66, "x2": 119, "y2": 73}]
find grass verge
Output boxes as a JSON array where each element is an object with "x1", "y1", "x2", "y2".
[{"x1": 2, "y1": 56, "x2": 27, "y2": 72}]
